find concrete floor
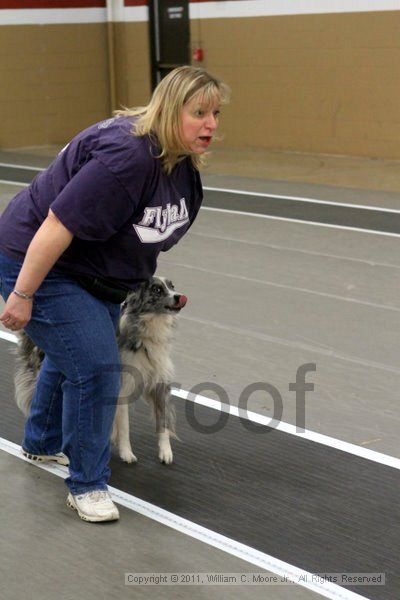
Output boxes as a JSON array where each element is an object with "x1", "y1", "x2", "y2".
[
  {"x1": 0, "y1": 144, "x2": 399, "y2": 599},
  {"x1": 1, "y1": 450, "x2": 325, "y2": 600}
]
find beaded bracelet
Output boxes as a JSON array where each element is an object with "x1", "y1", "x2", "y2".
[{"x1": 13, "y1": 289, "x2": 34, "y2": 301}]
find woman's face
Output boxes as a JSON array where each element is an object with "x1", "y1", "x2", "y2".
[{"x1": 180, "y1": 94, "x2": 220, "y2": 154}]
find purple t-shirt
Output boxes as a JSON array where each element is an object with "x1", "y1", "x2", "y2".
[{"x1": 0, "y1": 116, "x2": 203, "y2": 289}]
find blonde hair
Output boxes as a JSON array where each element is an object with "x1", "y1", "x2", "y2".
[{"x1": 115, "y1": 66, "x2": 230, "y2": 174}]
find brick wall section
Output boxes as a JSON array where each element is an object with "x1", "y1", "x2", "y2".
[
  {"x1": 114, "y1": 22, "x2": 151, "y2": 112},
  {"x1": 0, "y1": 24, "x2": 110, "y2": 147},
  {"x1": 191, "y1": 11, "x2": 400, "y2": 159},
  {"x1": 1, "y1": 9, "x2": 400, "y2": 159}
]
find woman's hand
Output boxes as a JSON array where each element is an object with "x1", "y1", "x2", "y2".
[{"x1": 0, "y1": 292, "x2": 33, "y2": 331}]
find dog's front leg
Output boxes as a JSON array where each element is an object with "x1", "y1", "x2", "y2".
[
  {"x1": 147, "y1": 385, "x2": 175, "y2": 464},
  {"x1": 158, "y1": 431, "x2": 173, "y2": 465},
  {"x1": 113, "y1": 403, "x2": 137, "y2": 463}
]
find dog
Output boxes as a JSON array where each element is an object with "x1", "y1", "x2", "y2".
[{"x1": 14, "y1": 276, "x2": 187, "y2": 465}]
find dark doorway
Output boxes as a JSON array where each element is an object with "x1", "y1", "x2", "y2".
[{"x1": 148, "y1": 0, "x2": 191, "y2": 88}]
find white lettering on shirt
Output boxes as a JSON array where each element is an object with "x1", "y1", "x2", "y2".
[{"x1": 135, "y1": 198, "x2": 189, "y2": 243}]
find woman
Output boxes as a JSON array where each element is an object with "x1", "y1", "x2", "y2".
[{"x1": 0, "y1": 66, "x2": 229, "y2": 522}]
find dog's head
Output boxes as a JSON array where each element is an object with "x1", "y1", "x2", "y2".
[{"x1": 121, "y1": 277, "x2": 187, "y2": 316}]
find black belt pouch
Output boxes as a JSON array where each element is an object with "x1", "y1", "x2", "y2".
[{"x1": 74, "y1": 274, "x2": 129, "y2": 304}]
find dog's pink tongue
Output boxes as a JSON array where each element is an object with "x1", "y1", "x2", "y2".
[{"x1": 178, "y1": 295, "x2": 187, "y2": 308}]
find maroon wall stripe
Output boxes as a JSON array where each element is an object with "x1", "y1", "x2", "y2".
[
  {"x1": 0, "y1": 0, "x2": 233, "y2": 10},
  {"x1": 0, "y1": 1, "x2": 105, "y2": 8},
  {"x1": 124, "y1": 0, "x2": 147, "y2": 6}
]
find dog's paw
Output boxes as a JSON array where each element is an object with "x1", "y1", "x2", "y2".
[
  {"x1": 119, "y1": 448, "x2": 138, "y2": 464},
  {"x1": 158, "y1": 445, "x2": 173, "y2": 465}
]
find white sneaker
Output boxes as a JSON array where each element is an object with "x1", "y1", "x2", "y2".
[
  {"x1": 22, "y1": 448, "x2": 69, "y2": 466},
  {"x1": 67, "y1": 490, "x2": 120, "y2": 522}
]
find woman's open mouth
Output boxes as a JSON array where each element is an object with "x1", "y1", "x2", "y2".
[{"x1": 198, "y1": 136, "x2": 212, "y2": 145}]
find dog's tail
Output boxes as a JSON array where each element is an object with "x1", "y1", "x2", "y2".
[{"x1": 15, "y1": 332, "x2": 43, "y2": 416}]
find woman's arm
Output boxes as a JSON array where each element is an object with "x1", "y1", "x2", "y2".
[{"x1": 0, "y1": 209, "x2": 74, "y2": 331}]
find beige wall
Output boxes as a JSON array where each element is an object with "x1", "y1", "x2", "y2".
[
  {"x1": 1, "y1": 10, "x2": 400, "y2": 159},
  {"x1": 114, "y1": 22, "x2": 151, "y2": 112},
  {"x1": 0, "y1": 24, "x2": 113, "y2": 147},
  {"x1": 191, "y1": 10, "x2": 400, "y2": 159}
]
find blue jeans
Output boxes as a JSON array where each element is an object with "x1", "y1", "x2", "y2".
[{"x1": 0, "y1": 251, "x2": 121, "y2": 494}]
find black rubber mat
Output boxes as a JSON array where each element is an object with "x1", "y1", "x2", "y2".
[
  {"x1": 1, "y1": 164, "x2": 400, "y2": 235},
  {"x1": 204, "y1": 189, "x2": 400, "y2": 235},
  {"x1": 0, "y1": 340, "x2": 399, "y2": 599},
  {"x1": 0, "y1": 165, "x2": 38, "y2": 185}
]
